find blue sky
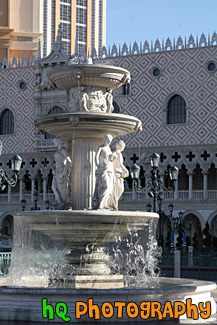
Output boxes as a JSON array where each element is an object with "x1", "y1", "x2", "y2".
[{"x1": 106, "y1": 0, "x2": 217, "y2": 48}]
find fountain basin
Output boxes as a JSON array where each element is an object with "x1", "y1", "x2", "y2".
[
  {"x1": 35, "y1": 112, "x2": 142, "y2": 140},
  {"x1": 47, "y1": 64, "x2": 130, "y2": 90},
  {"x1": 0, "y1": 277, "x2": 215, "y2": 322},
  {"x1": 15, "y1": 210, "x2": 158, "y2": 245},
  {"x1": 11, "y1": 210, "x2": 158, "y2": 289}
]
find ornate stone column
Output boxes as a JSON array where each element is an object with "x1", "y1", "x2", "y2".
[
  {"x1": 132, "y1": 182, "x2": 137, "y2": 200},
  {"x1": 145, "y1": 173, "x2": 150, "y2": 200},
  {"x1": 42, "y1": 177, "x2": 47, "y2": 202},
  {"x1": 203, "y1": 172, "x2": 208, "y2": 199},
  {"x1": 31, "y1": 178, "x2": 35, "y2": 202},
  {"x1": 160, "y1": 173, "x2": 165, "y2": 199},
  {"x1": 174, "y1": 178, "x2": 179, "y2": 200},
  {"x1": 19, "y1": 178, "x2": 23, "y2": 201},
  {"x1": 71, "y1": 138, "x2": 101, "y2": 209},
  {"x1": 8, "y1": 185, "x2": 11, "y2": 202},
  {"x1": 188, "y1": 173, "x2": 193, "y2": 200}
]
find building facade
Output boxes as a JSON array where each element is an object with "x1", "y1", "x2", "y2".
[
  {"x1": 0, "y1": 32, "x2": 217, "y2": 249},
  {"x1": 0, "y1": 0, "x2": 41, "y2": 64},
  {"x1": 0, "y1": 0, "x2": 106, "y2": 65},
  {"x1": 43, "y1": 0, "x2": 106, "y2": 57}
]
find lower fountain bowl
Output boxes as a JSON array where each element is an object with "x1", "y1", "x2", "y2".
[{"x1": 0, "y1": 277, "x2": 216, "y2": 323}]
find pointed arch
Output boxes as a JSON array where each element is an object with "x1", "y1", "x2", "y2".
[
  {"x1": 45, "y1": 106, "x2": 65, "y2": 139},
  {"x1": 0, "y1": 109, "x2": 14, "y2": 135},
  {"x1": 164, "y1": 94, "x2": 187, "y2": 124}
]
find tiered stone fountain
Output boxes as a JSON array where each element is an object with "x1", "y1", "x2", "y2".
[{"x1": 0, "y1": 31, "x2": 216, "y2": 323}]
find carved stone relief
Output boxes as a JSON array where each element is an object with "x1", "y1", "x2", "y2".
[{"x1": 69, "y1": 87, "x2": 114, "y2": 113}]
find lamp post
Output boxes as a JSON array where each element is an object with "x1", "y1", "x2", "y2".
[
  {"x1": 170, "y1": 209, "x2": 184, "y2": 278},
  {"x1": 21, "y1": 197, "x2": 50, "y2": 211},
  {"x1": 157, "y1": 197, "x2": 163, "y2": 246},
  {"x1": 31, "y1": 191, "x2": 40, "y2": 211},
  {"x1": 45, "y1": 199, "x2": 50, "y2": 210},
  {"x1": 188, "y1": 216, "x2": 193, "y2": 245},
  {"x1": 130, "y1": 153, "x2": 178, "y2": 212},
  {"x1": 147, "y1": 198, "x2": 174, "y2": 247},
  {"x1": 21, "y1": 199, "x2": 27, "y2": 211},
  {"x1": 0, "y1": 142, "x2": 22, "y2": 191}
]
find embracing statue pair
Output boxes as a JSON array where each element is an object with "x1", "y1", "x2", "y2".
[{"x1": 94, "y1": 134, "x2": 129, "y2": 210}]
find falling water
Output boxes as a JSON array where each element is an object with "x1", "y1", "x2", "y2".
[{"x1": 109, "y1": 220, "x2": 161, "y2": 288}]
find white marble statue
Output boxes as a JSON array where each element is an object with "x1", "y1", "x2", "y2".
[
  {"x1": 69, "y1": 87, "x2": 88, "y2": 112},
  {"x1": 52, "y1": 137, "x2": 72, "y2": 208},
  {"x1": 110, "y1": 140, "x2": 129, "y2": 210},
  {"x1": 105, "y1": 90, "x2": 114, "y2": 113},
  {"x1": 94, "y1": 134, "x2": 116, "y2": 209}
]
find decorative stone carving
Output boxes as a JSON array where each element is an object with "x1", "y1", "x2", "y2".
[
  {"x1": 69, "y1": 87, "x2": 114, "y2": 113},
  {"x1": 154, "y1": 39, "x2": 161, "y2": 52},
  {"x1": 2, "y1": 57, "x2": 8, "y2": 69},
  {"x1": 111, "y1": 44, "x2": 118, "y2": 57},
  {"x1": 11, "y1": 56, "x2": 18, "y2": 68},
  {"x1": 29, "y1": 54, "x2": 35, "y2": 66},
  {"x1": 176, "y1": 36, "x2": 184, "y2": 50},
  {"x1": 121, "y1": 43, "x2": 129, "y2": 56},
  {"x1": 132, "y1": 41, "x2": 139, "y2": 55},
  {"x1": 94, "y1": 134, "x2": 115, "y2": 210},
  {"x1": 165, "y1": 38, "x2": 173, "y2": 51},
  {"x1": 20, "y1": 55, "x2": 27, "y2": 67},
  {"x1": 143, "y1": 40, "x2": 150, "y2": 53},
  {"x1": 199, "y1": 33, "x2": 207, "y2": 47},
  {"x1": 211, "y1": 31, "x2": 217, "y2": 46},
  {"x1": 40, "y1": 73, "x2": 52, "y2": 90},
  {"x1": 187, "y1": 35, "x2": 196, "y2": 48},
  {"x1": 52, "y1": 138, "x2": 72, "y2": 208},
  {"x1": 110, "y1": 140, "x2": 129, "y2": 210},
  {"x1": 100, "y1": 45, "x2": 107, "y2": 58}
]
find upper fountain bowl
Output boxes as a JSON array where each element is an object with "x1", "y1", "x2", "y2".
[{"x1": 47, "y1": 64, "x2": 131, "y2": 90}]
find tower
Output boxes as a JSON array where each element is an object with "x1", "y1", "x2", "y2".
[
  {"x1": 0, "y1": 0, "x2": 42, "y2": 64},
  {"x1": 0, "y1": 0, "x2": 106, "y2": 64},
  {"x1": 42, "y1": 0, "x2": 106, "y2": 57}
]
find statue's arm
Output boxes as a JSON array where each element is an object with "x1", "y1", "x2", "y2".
[
  {"x1": 119, "y1": 154, "x2": 129, "y2": 177},
  {"x1": 95, "y1": 147, "x2": 102, "y2": 167}
]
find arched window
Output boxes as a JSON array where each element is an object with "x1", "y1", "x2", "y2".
[
  {"x1": 45, "y1": 106, "x2": 64, "y2": 139},
  {"x1": 122, "y1": 83, "x2": 131, "y2": 95},
  {"x1": 113, "y1": 100, "x2": 120, "y2": 113},
  {"x1": 0, "y1": 109, "x2": 14, "y2": 135},
  {"x1": 48, "y1": 106, "x2": 64, "y2": 115},
  {"x1": 167, "y1": 95, "x2": 186, "y2": 124},
  {"x1": 1, "y1": 216, "x2": 13, "y2": 236}
]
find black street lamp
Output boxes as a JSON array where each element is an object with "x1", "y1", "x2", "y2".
[
  {"x1": 188, "y1": 216, "x2": 193, "y2": 245},
  {"x1": 146, "y1": 203, "x2": 152, "y2": 212},
  {"x1": 21, "y1": 196, "x2": 50, "y2": 211},
  {"x1": 0, "y1": 143, "x2": 22, "y2": 191},
  {"x1": 157, "y1": 196, "x2": 163, "y2": 246},
  {"x1": 130, "y1": 153, "x2": 178, "y2": 212},
  {"x1": 31, "y1": 191, "x2": 40, "y2": 211},
  {"x1": 45, "y1": 199, "x2": 50, "y2": 210},
  {"x1": 21, "y1": 199, "x2": 27, "y2": 211}
]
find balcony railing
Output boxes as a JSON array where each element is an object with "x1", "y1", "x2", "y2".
[
  {"x1": 193, "y1": 190, "x2": 203, "y2": 199},
  {"x1": 178, "y1": 191, "x2": 189, "y2": 200},
  {"x1": 122, "y1": 190, "x2": 217, "y2": 201},
  {"x1": 0, "y1": 252, "x2": 11, "y2": 276},
  {"x1": 0, "y1": 235, "x2": 12, "y2": 249},
  {"x1": 35, "y1": 138, "x2": 56, "y2": 150},
  {"x1": 208, "y1": 190, "x2": 217, "y2": 199}
]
